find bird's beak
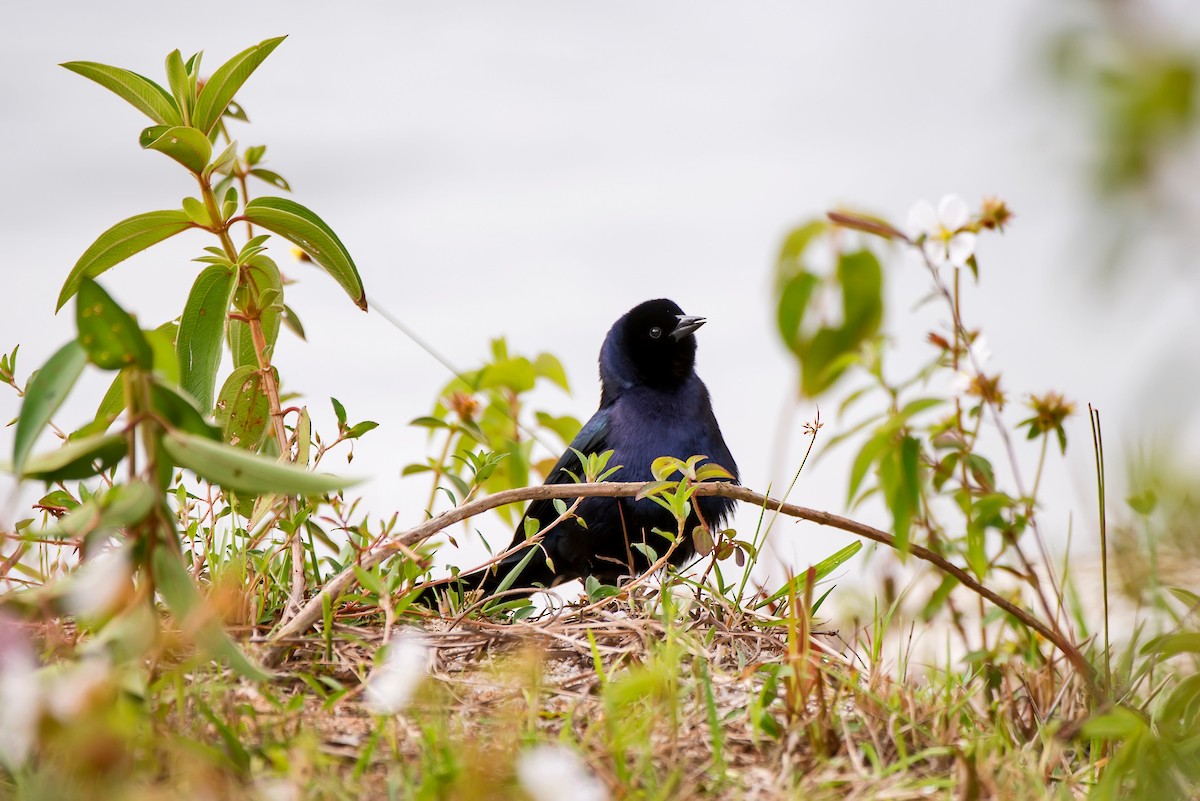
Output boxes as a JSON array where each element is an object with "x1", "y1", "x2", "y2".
[{"x1": 672, "y1": 314, "x2": 707, "y2": 340}]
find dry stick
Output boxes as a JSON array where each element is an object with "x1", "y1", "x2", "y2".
[{"x1": 259, "y1": 481, "x2": 1099, "y2": 691}]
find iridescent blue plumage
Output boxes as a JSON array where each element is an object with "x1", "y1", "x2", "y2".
[{"x1": 471, "y1": 298, "x2": 738, "y2": 591}]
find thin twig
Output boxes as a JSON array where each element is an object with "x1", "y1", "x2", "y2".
[{"x1": 258, "y1": 481, "x2": 1099, "y2": 694}]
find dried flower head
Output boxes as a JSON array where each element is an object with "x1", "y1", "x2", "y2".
[
  {"x1": 447, "y1": 391, "x2": 480, "y2": 422},
  {"x1": 1021, "y1": 391, "x2": 1076, "y2": 453},
  {"x1": 978, "y1": 197, "x2": 1014, "y2": 231}
]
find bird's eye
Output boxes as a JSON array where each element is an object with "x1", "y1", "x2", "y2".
[{"x1": 649, "y1": 326, "x2": 663, "y2": 339}]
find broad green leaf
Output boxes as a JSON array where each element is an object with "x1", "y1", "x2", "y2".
[
  {"x1": 21, "y1": 432, "x2": 127, "y2": 482},
  {"x1": 181, "y1": 196, "x2": 212, "y2": 227},
  {"x1": 192, "y1": 36, "x2": 287, "y2": 135},
  {"x1": 214, "y1": 366, "x2": 270, "y2": 450},
  {"x1": 151, "y1": 380, "x2": 221, "y2": 440},
  {"x1": 58, "y1": 210, "x2": 193, "y2": 310},
  {"x1": 777, "y1": 271, "x2": 818, "y2": 355},
  {"x1": 280, "y1": 304, "x2": 306, "y2": 340},
  {"x1": 146, "y1": 323, "x2": 180, "y2": 385},
  {"x1": 151, "y1": 546, "x2": 270, "y2": 681},
  {"x1": 533, "y1": 352, "x2": 569, "y2": 390},
  {"x1": 91, "y1": 373, "x2": 127, "y2": 432},
  {"x1": 205, "y1": 139, "x2": 239, "y2": 180},
  {"x1": 60, "y1": 61, "x2": 180, "y2": 125},
  {"x1": 248, "y1": 168, "x2": 290, "y2": 191},
  {"x1": 242, "y1": 196, "x2": 365, "y2": 310},
  {"x1": 164, "y1": 50, "x2": 192, "y2": 124},
  {"x1": 161, "y1": 429, "x2": 360, "y2": 496},
  {"x1": 1080, "y1": 706, "x2": 1147, "y2": 740},
  {"x1": 178, "y1": 265, "x2": 236, "y2": 411},
  {"x1": 139, "y1": 125, "x2": 212, "y2": 174},
  {"x1": 1141, "y1": 632, "x2": 1200, "y2": 658},
  {"x1": 76, "y1": 280, "x2": 153, "y2": 370},
  {"x1": 13, "y1": 341, "x2": 86, "y2": 473}
]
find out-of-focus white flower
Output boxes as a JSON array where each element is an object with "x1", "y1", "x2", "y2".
[
  {"x1": 907, "y1": 194, "x2": 977, "y2": 269},
  {"x1": 363, "y1": 629, "x2": 429, "y2": 715},
  {"x1": 254, "y1": 777, "x2": 302, "y2": 801},
  {"x1": 0, "y1": 616, "x2": 41, "y2": 768},
  {"x1": 63, "y1": 547, "x2": 133, "y2": 621},
  {"x1": 516, "y1": 744, "x2": 608, "y2": 801},
  {"x1": 44, "y1": 656, "x2": 112, "y2": 721}
]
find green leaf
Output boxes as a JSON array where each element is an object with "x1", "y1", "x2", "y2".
[
  {"x1": 60, "y1": 61, "x2": 180, "y2": 125},
  {"x1": 345, "y1": 421, "x2": 378, "y2": 440},
  {"x1": 280, "y1": 304, "x2": 306, "y2": 341},
  {"x1": 533, "y1": 352, "x2": 569, "y2": 391},
  {"x1": 76, "y1": 280, "x2": 153, "y2": 370},
  {"x1": 58, "y1": 210, "x2": 193, "y2": 310},
  {"x1": 1080, "y1": 707, "x2": 1147, "y2": 740},
  {"x1": 192, "y1": 36, "x2": 287, "y2": 135},
  {"x1": 776, "y1": 271, "x2": 819, "y2": 355},
  {"x1": 214, "y1": 366, "x2": 271, "y2": 450},
  {"x1": 151, "y1": 380, "x2": 221, "y2": 440},
  {"x1": 178, "y1": 265, "x2": 236, "y2": 411},
  {"x1": 205, "y1": 139, "x2": 239, "y2": 180},
  {"x1": 13, "y1": 341, "x2": 86, "y2": 473},
  {"x1": 90, "y1": 373, "x2": 127, "y2": 434},
  {"x1": 146, "y1": 323, "x2": 180, "y2": 385},
  {"x1": 160, "y1": 430, "x2": 359, "y2": 496},
  {"x1": 151, "y1": 546, "x2": 270, "y2": 681},
  {"x1": 164, "y1": 50, "x2": 192, "y2": 124},
  {"x1": 1141, "y1": 632, "x2": 1200, "y2": 658},
  {"x1": 181, "y1": 196, "x2": 212, "y2": 227},
  {"x1": 21, "y1": 432, "x2": 127, "y2": 481},
  {"x1": 242, "y1": 196, "x2": 365, "y2": 311},
  {"x1": 248, "y1": 168, "x2": 290, "y2": 191},
  {"x1": 139, "y1": 125, "x2": 212, "y2": 174}
]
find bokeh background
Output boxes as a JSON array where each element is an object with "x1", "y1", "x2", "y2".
[{"x1": 2, "y1": 1, "x2": 1198, "y2": 594}]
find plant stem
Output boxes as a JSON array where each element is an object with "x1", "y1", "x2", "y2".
[{"x1": 261, "y1": 480, "x2": 1101, "y2": 696}]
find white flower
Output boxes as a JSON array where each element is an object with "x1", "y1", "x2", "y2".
[
  {"x1": 516, "y1": 744, "x2": 608, "y2": 801},
  {"x1": 253, "y1": 778, "x2": 301, "y2": 801},
  {"x1": 906, "y1": 194, "x2": 977, "y2": 269},
  {"x1": 363, "y1": 629, "x2": 429, "y2": 715},
  {"x1": 44, "y1": 656, "x2": 112, "y2": 721},
  {"x1": 63, "y1": 547, "x2": 133, "y2": 621},
  {"x1": 0, "y1": 616, "x2": 41, "y2": 768}
]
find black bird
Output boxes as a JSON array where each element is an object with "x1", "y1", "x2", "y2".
[{"x1": 437, "y1": 298, "x2": 738, "y2": 598}]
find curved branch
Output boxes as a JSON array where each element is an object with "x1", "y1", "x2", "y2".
[{"x1": 260, "y1": 481, "x2": 1098, "y2": 694}]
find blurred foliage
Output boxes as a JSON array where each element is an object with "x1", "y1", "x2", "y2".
[{"x1": 403, "y1": 338, "x2": 580, "y2": 523}]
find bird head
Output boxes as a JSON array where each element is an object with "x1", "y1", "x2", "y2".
[{"x1": 600, "y1": 298, "x2": 707, "y2": 396}]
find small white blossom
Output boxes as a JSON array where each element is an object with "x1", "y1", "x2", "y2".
[
  {"x1": 44, "y1": 656, "x2": 112, "y2": 721},
  {"x1": 63, "y1": 547, "x2": 133, "y2": 621},
  {"x1": 363, "y1": 629, "x2": 429, "y2": 715},
  {"x1": 517, "y1": 744, "x2": 608, "y2": 801},
  {"x1": 0, "y1": 616, "x2": 41, "y2": 768},
  {"x1": 254, "y1": 778, "x2": 302, "y2": 801},
  {"x1": 907, "y1": 194, "x2": 977, "y2": 269}
]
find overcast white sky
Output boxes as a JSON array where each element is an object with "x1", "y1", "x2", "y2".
[{"x1": 2, "y1": 2, "x2": 1199, "y2": 591}]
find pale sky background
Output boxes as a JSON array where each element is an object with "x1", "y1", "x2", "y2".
[{"x1": 2, "y1": 2, "x2": 1199, "y2": 595}]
